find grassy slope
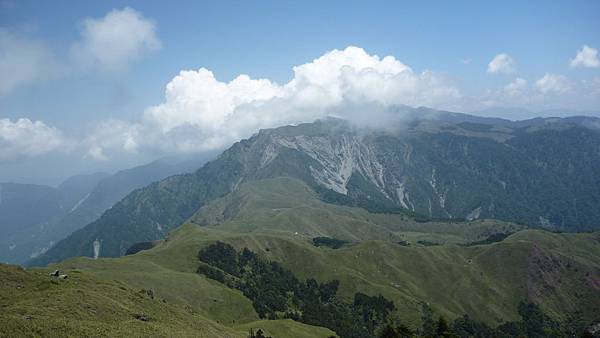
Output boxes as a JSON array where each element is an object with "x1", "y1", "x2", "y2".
[
  {"x1": 0, "y1": 264, "x2": 243, "y2": 337},
  {"x1": 124, "y1": 220, "x2": 600, "y2": 328},
  {"x1": 3, "y1": 177, "x2": 598, "y2": 336},
  {"x1": 0, "y1": 261, "x2": 336, "y2": 337},
  {"x1": 191, "y1": 177, "x2": 523, "y2": 245}
]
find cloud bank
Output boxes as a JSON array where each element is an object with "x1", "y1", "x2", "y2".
[
  {"x1": 0, "y1": 118, "x2": 69, "y2": 161},
  {"x1": 478, "y1": 71, "x2": 596, "y2": 111},
  {"x1": 4, "y1": 45, "x2": 599, "y2": 164},
  {"x1": 86, "y1": 46, "x2": 461, "y2": 157}
]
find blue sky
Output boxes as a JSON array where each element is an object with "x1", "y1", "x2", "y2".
[{"x1": 1, "y1": 0, "x2": 599, "y2": 184}]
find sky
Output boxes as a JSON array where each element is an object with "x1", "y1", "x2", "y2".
[{"x1": 1, "y1": 0, "x2": 600, "y2": 185}]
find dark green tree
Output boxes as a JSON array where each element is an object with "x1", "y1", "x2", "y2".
[
  {"x1": 518, "y1": 301, "x2": 561, "y2": 338},
  {"x1": 451, "y1": 314, "x2": 494, "y2": 338},
  {"x1": 420, "y1": 303, "x2": 437, "y2": 338},
  {"x1": 436, "y1": 316, "x2": 458, "y2": 338},
  {"x1": 255, "y1": 328, "x2": 266, "y2": 338},
  {"x1": 378, "y1": 323, "x2": 415, "y2": 338}
]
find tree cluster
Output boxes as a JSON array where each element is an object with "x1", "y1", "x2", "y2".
[
  {"x1": 198, "y1": 242, "x2": 593, "y2": 338},
  {"x1": 312, "y1": 237, "x2": 349, "y2": 249},
  {"x1": 198, "y1": 241, "x2": 396, "y2": 338},
  {"x1": 247, "y1": 328, "x2": 271, "y2": 338},
  {"x1": 380, "y1": 302, "x2": 593, "y2": 338}
]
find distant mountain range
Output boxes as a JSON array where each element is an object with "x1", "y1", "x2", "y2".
[
  {"x1": 471, "y1": 107, "x2": 600, "y2": 120},
  {"x1": 0, "y1": 155, "x2": 214, "y2": 264},
  {"x1": 29, "y1": 109, "x2": 600, "y2": 266}
]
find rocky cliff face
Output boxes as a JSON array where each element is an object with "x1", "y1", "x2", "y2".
[
  {"x1": 255, "y1": 118, "x2": 600, "y2": 229},
  {"x1": 30, "y1": 114, "x2": 600, "y2": 266}
]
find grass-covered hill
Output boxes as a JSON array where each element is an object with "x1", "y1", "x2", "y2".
[
  {"x1": 12, "y1": 114, "x2": 600, "y2": 336},
  {"x1": 4, "y1": 176, "x2": 598, "y2": 336},
  {"x1": 4, "y1": 221, "x2": 598, "y2": 336},
  {"x1": 0, "y1": 261, "x2": 336, "y2": 338},
  {"x1": 191, "y1": 177, "x2": 523, "y2": 245},
  {"x1": 156, "y1": 224, "x2": 600, "y2": 326}
]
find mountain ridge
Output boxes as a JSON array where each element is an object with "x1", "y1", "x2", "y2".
[
  {"x1": 1, "y1": 155, "x2": 213, "y2": 264},
  {"x1": 29, "y1": 111, "x2": 600, "y2": 266}
]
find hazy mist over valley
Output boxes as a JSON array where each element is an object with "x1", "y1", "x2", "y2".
[{"x1": 1, "y1": 1, "x2": 600, "y2": 337}]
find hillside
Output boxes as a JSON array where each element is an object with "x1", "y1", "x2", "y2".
[
  {"x1": 0, "y1": 263, "x2": 335, "y2": 338},
  {"x1": 0, "y1": 173, "x2": 108, "y2": 264},
  {"x1": 1, "y1": 155, "x2": 211, "y2": 265},
  {"x1": 192, "y1": 177, "x2": 522, "y2": 245},
  {"x1": 31, "y1": 114, "x2": 600, "y2": 266},
  {"x1": 3, "y1": 174, "x2": 600, "y2": 336},
  {"x1": 5, "y1": 219, "x2": 598, "y2": 336}
]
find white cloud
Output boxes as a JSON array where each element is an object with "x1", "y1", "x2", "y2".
[
  {"x1": 0, "y1": 7, "x2": 159, "y2": 95},
  {"x1": 0, "y1": 118, "x2": 69, "y2": 162},
  {"x1": 70, "y1": 7, "x2": 161, "y2": 72},
  {"x1": 504, "y1": 77, "x2": 527, "y2": 96},
  {"x1": 86, "y1": 145, "x2": 108, "y2": 161},
  {"x1": 476, "y1": 74, "x2": 590, "y2": 111},
  {"x1": 487, "y1": 53, "x2": 516, "y2": 74},
  {"x1": 535, "y1": 73, "x2": 570, "y2": 94},
  {"x1": 570, "y1": 45, "x2": 600, "y2": 68},
  {"x1": 0, "y1": 29, "x2": 60, "y2": 94},
  {"x1": 82, "y1": 119, "x2": 142, "y2": 160},
  {"x1": 87, "y1": 46, "x2": 461, "y2": 158}
]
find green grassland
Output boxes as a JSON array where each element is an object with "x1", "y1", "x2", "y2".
[
  {"x1": 2, "y1": 177, "x2": 599, "y2": 337},
  {"x1": 124, "y1": 222, "x2": 600, "y2": 327},
  {"x1": 191, "y1": 177, "x2": 523, "y2": 245},
  {"x1": 0, "y1": 261, "x2": 336, "y2": 337}
]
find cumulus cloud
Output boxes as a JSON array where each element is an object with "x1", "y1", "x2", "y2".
[
  {"x1": 85, "y1": 46, "x2": 461, "y2": 158},
  {"x1": 0, "y1": 29, "x2": 60, "y2": 94},
  {"x1": 70, "y1": 7, "x2": 161, "y2": 72},
  {"x1": 535, "y1": 73, "x2": 570, "y2": 94},
  {"x1": 504, "y1": 77, "x2": 527, "y2": 97},
  {"x1": 83, "y1": 119, "x2": 144, "y2": 160},
  {"x1": 570, "y1": 45, "x2": 600, "y2": 68},
  {"x1": 476, "y1": 74, "x2": 591, "y2": 111},
  {"x1": 0, "y1": 118, "x2": 69, "y2": 162},
  {"x1": 487, "y1": 53, "x2": 516, "y2": 74}
]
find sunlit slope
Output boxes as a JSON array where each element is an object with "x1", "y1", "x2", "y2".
[
  {"x1": 5, "y1": 213, "x2": 597, "y2": 336},
  {"x1": 0, "y1": 264, "x2": 243, "y2": 337},
  {"x1": 0, "y1": 262, "x2": 336, "y2": 337},
  {"x1": 131, "y1": 221, "x2": 600, "y2": 327},
  {"x1": 191, "y1": 177, "x2": 523, "y2": 244},
  {"x1": 6, "y1": 176, "x2": 598, "y2": 336}
]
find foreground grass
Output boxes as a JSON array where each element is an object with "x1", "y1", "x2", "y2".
[{"x1": 0, "y1": 263, "x2": 336, "y2": 337}]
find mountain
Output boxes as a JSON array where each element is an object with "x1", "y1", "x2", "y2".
[
  {"x1": 471, "y1": 107, "x2": 600, "y2": 121},
  {"x1": 0, "y1": 172, "x2": 109, "y2": 264},
  {"x1": 30, "y1": 112, "x2": 600, "y2": 267},
  {"x1": 1, "y1": 155, "x2": 213, "y2": 264},
  {"x1": 6, "y1": 111, "x2": 600, "y2": 337}
]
